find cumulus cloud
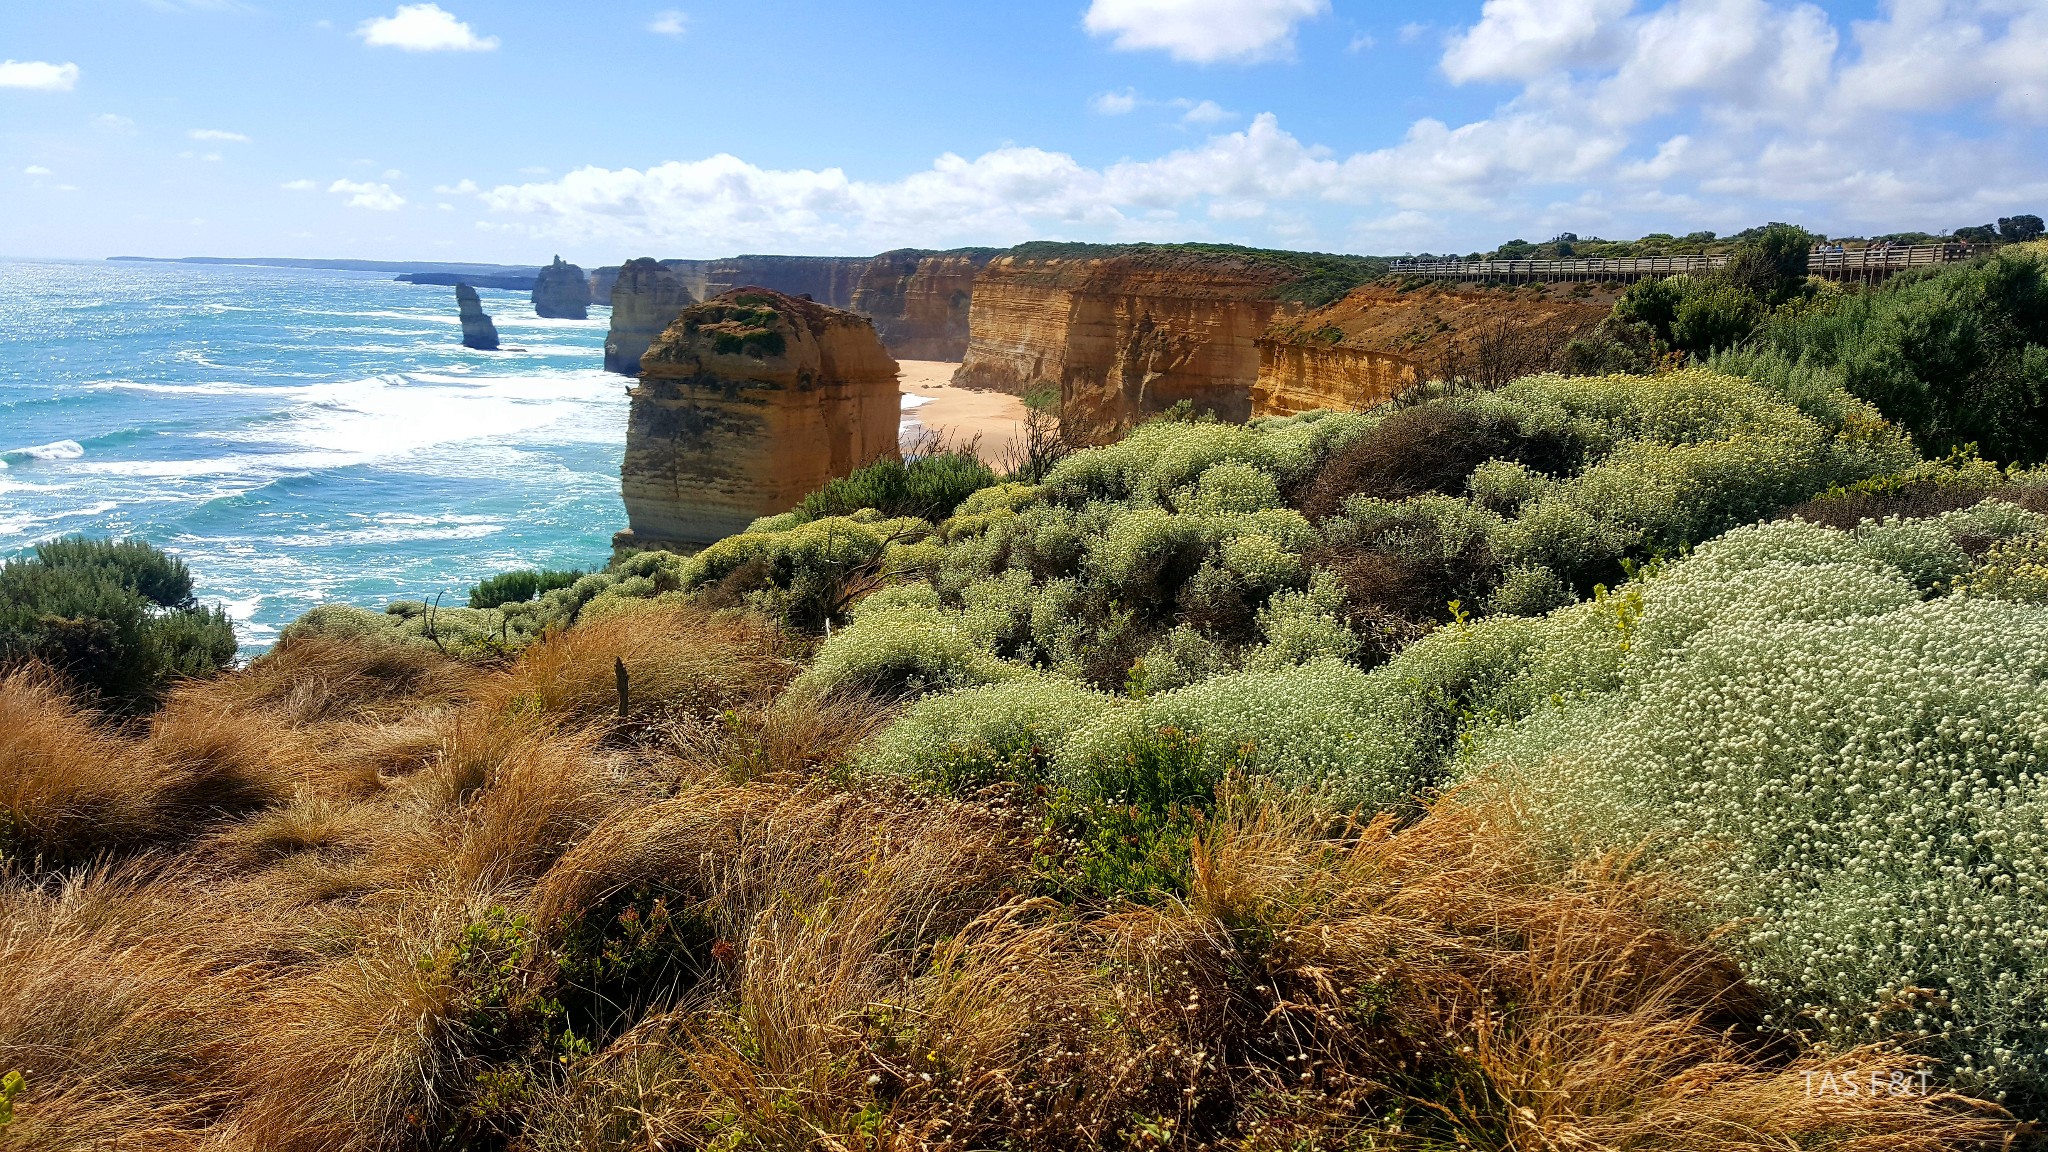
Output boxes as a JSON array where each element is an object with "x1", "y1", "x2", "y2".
[
  {"x1": 357, "y1": 4, "x2": 498, "y2": 52},
  {"x1": 648, "y1": 9, "x2": 687, "y2": 37},
  {"x1": 470, "y1": 0, "x2": 2048, "y2": 255},
  {"x1": 0, "y1": 60, "x2": 80, "y2": 91},
  {"x1": 435, "y1": 178, "x2": 481, "y2": 194},
  {"x1": 329, "y1": 179, "x2": 405, "y2": 210},
  {"x1": 280, "y1": 179, "x2": 317, "y2": 190},
  {"x1": 1083, "y1": 0, "x2": 1330, "y2": 64},
  {"x1": 189, "y1": 128, "x2": 251, "y2": 142},
  {"x1": 1441, "y1": 0, "x2": 1633, "y2": 83},
  {"x1": 23, "y1": 165, "x2": 53, "y2": 176}
]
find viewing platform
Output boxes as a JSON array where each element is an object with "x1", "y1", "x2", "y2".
[{"x1": 1389, "y1": 244, "x2": 1975, "y2": 286}]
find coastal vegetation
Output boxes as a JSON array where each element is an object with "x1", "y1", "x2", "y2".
[{"x1": 6, "y1": 237, "x2": 2048, "y2": 1149}]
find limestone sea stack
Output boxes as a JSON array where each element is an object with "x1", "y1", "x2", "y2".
[
  {"x1": 617, "y1": 288, "x2": 900, "y2": 551},
  {"x1": 455, "y1": 283, "x2": 500, "y2": 351},
  {"x1": 603, "y1": 258, "x2": 696, "y2": 375},
  {"x1": 532, "y1": 255, "x2": 592, "y2": 319}
]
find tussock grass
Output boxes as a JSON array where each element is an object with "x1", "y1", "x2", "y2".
[
  {"x1": 0, "y1": 668, "x2": 157, "y2": 860},
  {"x1": 1, "y1": 602, "x2": 2017, "y2": 1150},
  {"x1": 476, "y1": 600, "x2": 796, "y2": 726}
]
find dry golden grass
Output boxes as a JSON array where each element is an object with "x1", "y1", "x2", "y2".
[
  {"x1": 476, "y1": 600, "x2": 798, "y2": 727},
  {"x1": 0, "y1": 668, "x2": 158, "y2": 860},
  {"x1": 0, "y1": 611, "x2": 2022, "y2": 1152}
]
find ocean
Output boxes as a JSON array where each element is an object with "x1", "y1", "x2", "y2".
[{"x1": 0, "y1": 258, "x2": 630, "y2": 654}]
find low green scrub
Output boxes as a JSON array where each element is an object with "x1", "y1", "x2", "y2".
[
  {"x1": 468, "y1": 567, "x2": 586, "y2": 610},
  {"x1": 0, "y1": 536, "x2": 235, "y2": 711},
  {"x1": 795, "y1": 447, "x2": 995, "y2": 524}
]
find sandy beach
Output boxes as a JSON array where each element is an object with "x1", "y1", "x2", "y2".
[{"x1": 897, "y1": 360, "x2": 1030, "y2": 466}]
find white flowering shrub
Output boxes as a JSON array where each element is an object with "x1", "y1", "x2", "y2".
[
  {"x1": 1448, "y1": 515, "x2": 2048, "y2": 1103},
  {"x1": 858, "y1": 676, "x2": 1121, "y2": 783}
]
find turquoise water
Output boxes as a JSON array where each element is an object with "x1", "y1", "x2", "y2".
[{"x1": 0, "y1": 259, "x2": 628, "y2": 653}]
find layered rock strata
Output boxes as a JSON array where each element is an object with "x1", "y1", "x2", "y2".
[
  {"x1": 589, "y1": 265, "x2": 622, "y2": 307},
  {"x1": 455, "y1": 283, "x2": 500, "y2": 351},
  {"x1": 603, "y1": 258, "x2": 696, "y2": 375},
  {"x1": 954, "y1": 251, "x2": 1305, "y2": 445},
  {"x1": 1252, "y1": 283, "x2": 1612, "y2": 417},
  {"x1": 661, "y1": 256, "x2": 870, "y2": 310},
  {"x1": 532, "y1": 255, "x2": 592, "y2": 319},
  {"x1": 619, "y1": 288, "x2": 900, "y2": 551},
  {"x1": 849, "y1": 248, "x2": 998, "y2": 360}
]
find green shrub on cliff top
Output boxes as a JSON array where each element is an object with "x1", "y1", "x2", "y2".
[{"x1": 0, "y1": 536, "x2": 236, "y2": 710}]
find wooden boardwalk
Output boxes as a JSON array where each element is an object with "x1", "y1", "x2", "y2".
[{"x1": 1389, "y1": 244, "x2": 1974, "y2": 286}]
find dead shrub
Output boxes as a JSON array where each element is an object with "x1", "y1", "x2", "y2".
[{"x1": 1293, "y1": 405, "x2": 1582, "y2": 522}]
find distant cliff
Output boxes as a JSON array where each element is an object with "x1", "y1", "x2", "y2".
[
  {"x1": 532, "y1": 255, "x2": 592, "y2": 320},
  {"x1": 661, "y1": 256, "x2": 871, "y2": 310},
  {"x1": 849, "y1": 248, "x2": 998, "y2": 360},
  {"x1": 618, "y1": 288, "x2": 900, "y2": 551},
  {"x1": 455, "y1": 284, "x2": 500, "y2": 351},
  {"x1": 954, "y1": 245, "x2": 1380, "y2": 444},
  {"x1": 604, "y1": 258, "x2": 695, "y2": 375},
  {"x1": 1253, "y1": 283, "x2": 1611, "y2": 417},
  {"x1": 590, "y1": 265, "x2": 622, "y2": 306},
  {"x1": 402, "y1": 271, "x2": 537, "y2": 290}
]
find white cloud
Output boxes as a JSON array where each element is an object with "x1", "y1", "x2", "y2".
[
  {"x1": 1442, "y1": 0, "x2": 1632, "y2": 83},
  {"x1": 189, "y1": 128, "x2": 251, "y2": 142},
  {"x1": 1083, "y1": 0, "x2": 1329, "y2": 64},
  {"x1": 280, "y1": 179, "x2": 317, "y2": 191},
  {"x1": 648, "y1": 9, "x2": 688, "y2": 37},
  {"x1": 329, "y1": 179, "x2": 406, "y2": 210},
  {"x1": 23, "y1": 165, "x2": 53, "y2": 176},
  {"x1": 177, "y1": 150, "x2": 224, "y2": 162},
  {"x1": 356, "y1": 4, "x2": 499, "y2": 52},
  {"x1": 1348, "y1": 33, "x2": 1376, "y2": 52},
  {"x1": 383, "y1": 168, "x2": 405, "y2": 179},
  {"x1": 1092, "y1": 89, "x2": 1140, "y2": 115},
  {"x1": 1181, "y1": 99, "x2": 1233, "y2": 124},
  {"x1": 0, "y1": 60, "x2": 81, "y2": 91},
  {"x1": 435, "y1": 178, "x2": 481, "y2": 194}
]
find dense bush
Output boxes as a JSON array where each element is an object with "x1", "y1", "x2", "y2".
[
  {"x1": 468, "y1": 567, "x2": 586, "y2": 610},
  {"x1": 795, "y1": 444, "x2": 996, "y2": 524},
  {"x1": 0, "y1": 536, "x2": 235, "y2": 710},
  {"x1": 1718, "y1": 248, "x2": 2048, "y2": 464}
]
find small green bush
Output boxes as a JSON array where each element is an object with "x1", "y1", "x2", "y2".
[
  {"x1": 797, "y1": 448, "x2": 996, "y2": 524},
  {"x1": 468, "y1": 568, "x2": 587, "y2": 610},
  {"x1": 0, "y1": 536, "x2": 236, "y2": 711}
]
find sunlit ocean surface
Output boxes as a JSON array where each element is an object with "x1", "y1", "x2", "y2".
[{"x1": 0, "y1": 259, "x2": 629, "y2": 654}]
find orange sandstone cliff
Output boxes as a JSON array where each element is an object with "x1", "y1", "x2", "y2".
[
  {"x1": 849, "y1": 248, "x2": 998, "y2": 360},
  {"x1": 1252, "y1": 283, "x2": 1613, "y2": 417},
  {"x1": 661, "y1": 256, "x2": 871, "y2": 310},
  {"x1": 954, "y1": 250, "x2": 1316, "y2": 445},
  {"x1": 617, "y1": 288, "x2": 900, "y2": 551}
]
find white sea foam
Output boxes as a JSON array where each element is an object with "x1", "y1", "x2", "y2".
[
  {"x1": 900, "y1": 393, "x2": 933, "y2": 411},
  {"x1": 2, "y1": 439, "x2": 85, "y2": 462}
]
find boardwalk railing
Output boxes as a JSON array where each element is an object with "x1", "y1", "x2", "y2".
[{"x1": 1389, "y1": 245, "x2": 1975, "y2": 285}]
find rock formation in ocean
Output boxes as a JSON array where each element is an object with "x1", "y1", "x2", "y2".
[
  {"x1": 954, "y1": 249, "x2": 1320, "y2": 445},
  {"x1": 849, "y1": 248, "x2": 998, "y2": 360},
  {"x1": 618, "y1": 288, "x2": 901, "y2": 551},
  {"x1": 1252, "y1": 283, "x2": 1612, "y2": 418},
  {"x1": 603, "y1": 258, "x2": 696, "y2": 375},
  {"x1": 659, "y1": 256, "x2": 871, "y2": 310},
  {"x1": 455, "y1": 283, "x2": 500, "y2": 351},
  {"x1": 589, "y1": 265, "x2": 622, "y2": 307},
  {"x1": 532, "y1": 255, "x2": 592, "y2": 319}
]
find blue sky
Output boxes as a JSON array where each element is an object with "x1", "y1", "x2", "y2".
[{"x1": 2, "y1": 0, "x2": 2044, "y2": 263}]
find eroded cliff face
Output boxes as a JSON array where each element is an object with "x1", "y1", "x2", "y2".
[
  {"x1": 849, "y1": 249, "x2": 997, "y2": 360},
  {"x1": 604, "y1": 258, "x2": 696, "y2": 375},
  {"x1": 954, "y1": 253, "x2": 1302, "y2": 445},
  {"x1": 589, "y1": 266, "x2": 622, "y2": 307},
  {"x1": 1252, "y1": 283, "x2": 1613, "y2": 418},
  {"x1": 619, "y1": 288, "x2": 900, "y2": 551},
  {"x1": 661, "y1": 256, "x2": 870, "y2": 310},
  {"x1": 533, "y1": 256, "x2": 592, "y2": 320},
  {"x1": 455, "y1": 284, "x2": 499, "y2": 351}
]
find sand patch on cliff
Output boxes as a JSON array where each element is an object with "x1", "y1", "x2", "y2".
[{"x1": 898, "y1": 360, "x2": 1026, "y2": 467}]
